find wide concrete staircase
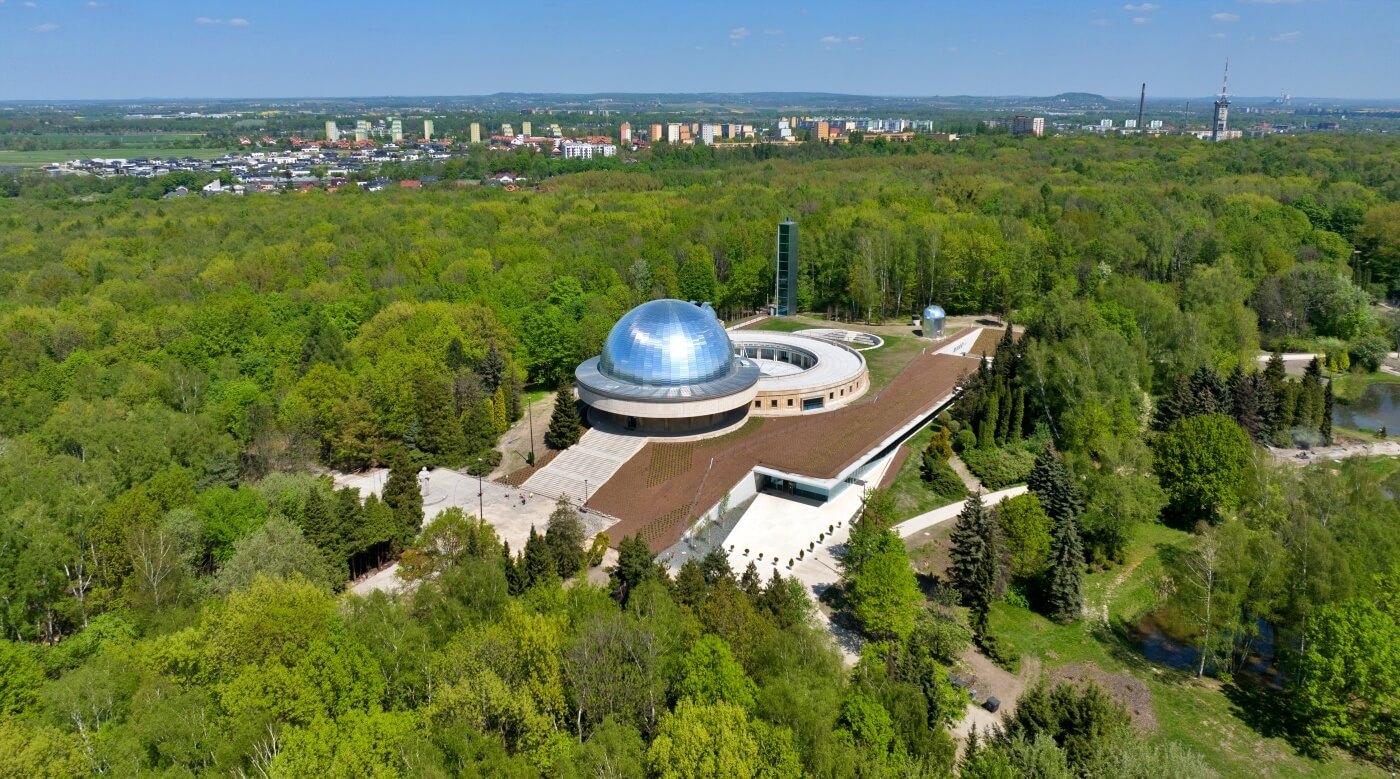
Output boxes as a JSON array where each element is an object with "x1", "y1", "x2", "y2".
[{"x1": 522, "y1": 428, "x2": 647, "y2": 504}]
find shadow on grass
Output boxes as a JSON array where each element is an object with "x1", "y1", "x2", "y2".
[{"x1": 1222, "y1": 678, "x2": 1300, "y2": 743}]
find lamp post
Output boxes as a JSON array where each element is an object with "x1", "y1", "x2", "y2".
[
  {"x1": 476, "y1": 458, "x2": 484, "y2": 521},
  {"x1": 582, "y1": 478, "x2": 589, "y2": 513}
]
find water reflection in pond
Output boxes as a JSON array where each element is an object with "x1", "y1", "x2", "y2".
[{"x1": 1333, "y1": 382, "x2": 1400, "y2": 433}]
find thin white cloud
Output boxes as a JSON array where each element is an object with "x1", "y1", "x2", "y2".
[
  {"x1": 1208, "y1": 32, "x2": 1227, "y2": 38},
  {"x1": 729, "y1": 27, "x2": 750, "y2": 42},
  {"x1": 87, "y1": 1, "x2": 105, "y2": 6},
  {"x1": 1211, "y1": 12, "x2": 1240, "y2": 21},
  {"x1": 1090, "y1": 18, "x2": 1110, "y2": 26},
  {"x1": 1240, "y1": 0, "x2": 1299, "y2": 4},
  {"x1": 1133, "y1": 16, "x2": 1152, "y2": 24},
  {"x1": 1124, "y1": 2, "x2": 1159, "y2": 11},
  {"x1": 819, "y1": 35, "x2": 843, "y2": 45},
  {"x1": 195, "y1": 16, "x2": 249, "y2": 26},
  {"x1": 1271, "y1": 30, "x2": 1301, "y2": 42},
  {"x1": 763, "y1": 28, "x2": 783, "y2": 36},
  {"x1": 32, "y1": 21, "x2": 58, "y2": 31},
  {"x1": 846, "y1": 35, "x2": 862, "y2": 43},
  {"x1": 24, "y1": 1, "x2": 37, "y2": 7}
]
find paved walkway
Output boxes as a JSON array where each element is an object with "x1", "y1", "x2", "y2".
[
  {"x1": 522, "y1": 427, "x2": 647, "y2": 504},
  {"x1": 717, "y1": 453, "x2": 896, "y2": 594},
  {"x1": 892, "y1": 484, "x2": 1028, "y2": 539}
]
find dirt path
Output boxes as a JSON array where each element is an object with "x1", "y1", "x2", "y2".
[
  {"x1": 948, "y1": 454, "x2": 983, "y2": 492},
  {"x1": 1268, "y1": 439, "x2": 1400, "y2": 467},
  {"x1": 490, "y1": 392, "x2": 556, "y2": 480},
  {"x1": 1086, "y1": 552, "x2": 1148, "y2": 625},
  {"x1": 950, "y1": 648, "x2": 1041, "y2": 754}
]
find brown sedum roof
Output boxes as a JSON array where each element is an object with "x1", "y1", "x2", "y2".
[{"x1": 589, "y1": 350, "x2": 980, "y2": 551}]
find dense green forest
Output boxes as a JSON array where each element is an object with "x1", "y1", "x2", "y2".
[{"x1": 2, "y1": 133, "x2": 1400, "y2": 776}]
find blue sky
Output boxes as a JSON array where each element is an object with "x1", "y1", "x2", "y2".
[{"x1": 2, "y1": 0, "x2": 1397, "y2": 100}]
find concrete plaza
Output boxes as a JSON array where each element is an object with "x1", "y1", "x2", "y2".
[{"x1": 337, "y1": 467, "x2": 611, "y2": 595}]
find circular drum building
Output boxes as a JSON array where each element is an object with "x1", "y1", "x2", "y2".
[{"x1": 575, "y1": 299, "x2": 761, "y2": 435}]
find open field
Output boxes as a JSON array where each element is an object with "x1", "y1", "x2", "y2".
[
  {"x1": 978, "y1": 521, "x2": 1387, "y2": 778},
  {"x1": 19, "y1": 131, "x2": 209, "y2": 143},
  {"x1": 0, "y1": 147, "x2": 230, "y2": 166}
]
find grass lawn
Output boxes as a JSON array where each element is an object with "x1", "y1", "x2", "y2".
[
  {"x1": 982, "y1": 521, "x2": 1386, "y2": 778},
  {"x1": 864, "y1": 333, "x2": 929, "y2": 392},
  {"x1": 0, "y1": 147, "x2": 230, "y2": 166},
  {"x1": 743, "y1": 317, "x2": 817, "y2": 333},
  {"x1": 885, "y1": 425, "x2": 966, "y2": 521},
  {"x1": 741, "y1": 316, "x2": 929, "y2": 394}
]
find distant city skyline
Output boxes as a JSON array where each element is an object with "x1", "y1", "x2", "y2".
[{"x1": 2, "y1": 0, "x2": 1398, "y2": 101}]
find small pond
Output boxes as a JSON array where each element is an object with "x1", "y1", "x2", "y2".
[{"x1": 1332, "y1": 382, "x2": 1400, "y2": 433}]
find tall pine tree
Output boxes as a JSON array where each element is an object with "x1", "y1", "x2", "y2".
[
  {"x1": 1188, "y1": 366, "x2": 1227, "y2": 417},
  {"x1": 1228, "y1": 366, "x2": 1262, "y2": 442},
  {"x1": 1154, "y1": 372, "x2": 1193, "y2": 431},
  {"x1": 544, "y1": 498, "x2": 586, "y2": 579},
  {"x1": 1045, "y1": 511, "x2": 1085, "y2": 623},
  {"x1": 546, "y1": 385, "x2": 582, "y2": 449},
  {"x1": 382, "y1": 456, "x2": 424, "y2": 549},
  {"x1": 948, "y1": 491, "x2": 1003, "y2": 633},
  {"x1": 416, "y1": 374, "x2": 468, "y2": 465},
  {"x1": 1027, "y1": 443, "x2": 1082, "y2": 527},
  {"x1": 1321, "y1": 379, "x2": 1334, "y2": 445}
]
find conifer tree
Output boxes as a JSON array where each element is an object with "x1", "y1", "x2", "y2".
[
  {"x1": 522, "y1": 526, "x2": 557, "y2": 588},
  {"x1": 979, "y1": 392, "x2": 999, "y2": 449},
  {"x1": 416, "y1": 375, "x2": 468, "y2": 464},
  {"x1": 382, "y1": 456, "x2": 424, "y2": 548},
  {"x1": 481, "y1": 339, "x2": 506, "y2": 392},
  {"x1": 610, "y1": 535, "x2": 660, "y2": 605},
  {"x1": 355, "y1": 492, "x2": 396, "y2": 570},
  {"x1": 949, "y1": 491, "x2": 1002, "y2": 633},
  {"x1": 491, "y1": 385, "x2": 509, "y2": 435},
  {"x1": 299, "y1": 486, "x2": 336, "y2": 552},
  {"x1": 1008, "y1": 387, "x2": 1025, "y2": 444},
  {"x1": 1154, "y1": 372, "x2": 1193, "y2": 431},
  {"x1": 445, "y1": 337, "x2": 468, "y2": 371},
  {"x1": 502, "y1": 540, "x2": 525, "y2": 595},
  {"x1": 1027, "y1": 443, "x2": 1082, "y2": 527},
  {"x1": 544, "y1": 498, "x2": 586, "y2": 579},
  {"x1": 672, "y1": 559, "x2": 707, "y2": 608},
  {"x1": 462, "y1": 398, "x2": 498, "y2": 455},
  {"x1": 1188, "y1": 366, "x2": 1227, "y2": 417},
  {"x1": 334, "y1": 486, "x2": 362, "y2": 543},
  {"x1": 546, "y1": 385, "x2": 582, "y2": 449},
  {"x1": 1321, "y1": 379, "x2": 1334, "y2": 445},
  {"x1": 700, "y1": 546, "x2": 735, "y2": 585},
  {"x1": 1228, "y1": 366, "x2": 1262, "y2": 442},
  {"x1": 740, "y1": 562, "x2": 762, "y2": 599},
  {"x1": 1045, "y1": 511, "x2": 1085, "y2": 623}
]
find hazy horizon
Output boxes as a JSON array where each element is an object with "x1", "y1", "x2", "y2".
[{"x1": 3, "y1": 0, "x2": 1398, "y2": 101}]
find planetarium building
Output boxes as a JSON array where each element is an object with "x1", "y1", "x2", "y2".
[
  {"x1": 575, "y1": 299, "x2": 762, "y2": 435},
  {"x1": 575, "y1": 299, "x2": 871, "y2": 437}
]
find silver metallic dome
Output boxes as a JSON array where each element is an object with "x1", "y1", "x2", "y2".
[
  {"x1": 921, "y1": 305, "x2": 946, "y2": 322},
  {"x1": 599, "y1": 299, "x2": 737, "y2": 387}
]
